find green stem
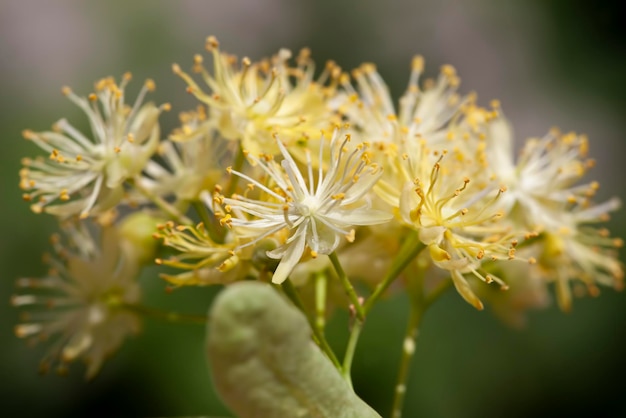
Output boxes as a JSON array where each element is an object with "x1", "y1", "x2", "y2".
[
  {"x1": 192, "y1": 201, "x2": 225, "y2": 243},
  {"x1": 329, "y1": 252, "x2": 365, "y2": 322},
  {"x1": 226, "y1": 144, "x2": 246, "y2": 197},
  {"x1": 390, "y1": 267, "x2": 452, "y2": 418},
  {"x1": 281, "y1": 279, "x2": 342, "y2": 370},
  {"x1": 123, "y1": 303, "x2": 206, "y2": 325},
  {"x1": 342, "y1": 318, "x2": 363, "y2": 389},
  {"x1": 390, "y1": 301, "x2": 423, "y2": 418},
  {"x1": 128, "y1": 179, "x2": 192, "y2": 225},
  {"x1": 363, "y1": 232, "x2": 425, "y2": 314},
  {"x1": 314, "y1": 272, "x2": 327, "y2": 335}
]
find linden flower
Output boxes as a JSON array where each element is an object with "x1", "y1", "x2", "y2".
[
  {"x1": 486, "y1": 117, "x2": 608, "y2": 230},
  {"x1": 220, "y1": 130, "x2": 392, "y2": 284},
  {"x1": 172, "y1": 36, "x2": 341, "y2": 156},
  {"x1": 485, "y1": 114, "x2": 623, "y2": 310},
  {"x1": 153, "y1": 220, "x2": 243, "y2": 287},
  {"x1": 12, "y1": 223, "x2": 141, "y2": 379},
  {"x1": 339, "y1": 57, "x2": 500, "y2": 208},
  {"x1": 339, "y1": 57, "x2": 473, "y2": 145},
  {"x1": 534, "y1": 208, "x2": 623, "y2": 312},
  {"x1": 19, "y1": 74, "x2": 168, "y2": 219},
  {"x1": 140, "y1": 106, "x2": 233, "y2": 202},
  {"x1": 396, "y1": 141, "x2": 520, "y2": 310}
]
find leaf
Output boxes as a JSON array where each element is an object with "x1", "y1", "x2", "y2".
[{"x1": 207, "y1": 282, "x2": 381, "y2": 418}]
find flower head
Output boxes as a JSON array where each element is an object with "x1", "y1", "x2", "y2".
[
  {"x1": 219, "y1": 129, "x2": 392, "y2": 284},
  {"x1": 173, "y1": 36, "x2": 341, "y2": 156},
  {"x1": 12, "y1": 222, "x2": 141, "y2": 379},
  {"x1": 19, "y1": 74, "x2": 168, "y2": 218},
  {"x1": 339, "y1": 58, "x2": 471, "y2": 146},
  {"x1": 533, "y1": 207, "x2": 623, "y2": 312},
  {"x1": 397, "y1": 141, "x2": 520, "y2": 309},
  {"x1": 340, "y1": 60, "x2": 517, "y2": 310},
  {"x1": 486, "y1": 118, "x2": 601, "y2": 230},
  {"x1": 153, "y1": 220, "x2": 243, "y2": 287},
  {"x1": 140, "y1": 106, "x2": 233, "y2": 202}
]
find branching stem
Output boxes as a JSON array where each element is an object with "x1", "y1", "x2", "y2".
[
  {"x1": 364, "y1": 232, "x2": 425, "y2": 314},
  {"x1": 329, "y1": 252, "x2": 365, "y2": 322}
]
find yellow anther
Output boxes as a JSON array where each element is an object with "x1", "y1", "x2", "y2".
[
  {"x1": 144, "y1": 79, "x2": 156, "y2": 91},
  {"x1": 508, "y1": 248, "x2": 516, "y2": 259},
  {"x1": 412, "y1": 55, "x2": 424, "y2": 71},
  {"x1": 441, "y1": 64, "x2": 456, "y2": 77},
  {"x1": 206, "y1": 35, "x2": 219, "y2": 49},
  {"x1": 219, "y1": 214, "x2": 232, "y2": 227},
  {"x1": 22, "y1": 130, "x2": 35, "y2": 140}
]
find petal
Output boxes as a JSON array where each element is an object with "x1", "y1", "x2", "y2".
[
  {"x1": 307, "y1": 218, "x2": 340, "y2": 255},
  {"x1": 451, "y1": 270, "x2": 484, "y2": 310},
  {"x1": 324, "y1": 208, "x2": 392, "y2": 227},
  {"x1": 270, "y1": 228, "x2": 307, "y2": 284}
]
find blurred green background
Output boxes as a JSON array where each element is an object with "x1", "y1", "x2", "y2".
[{"x1": 1, "y1": 1, "x2": 625, "y2": 417}]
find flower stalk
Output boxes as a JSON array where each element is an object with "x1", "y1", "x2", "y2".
[{"x1": 281, "y1": 279, "x2": 342, "y2": 370}]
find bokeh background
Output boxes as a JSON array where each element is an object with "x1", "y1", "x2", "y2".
[{"x1": 1, "y1": 1, "x2": 625, "y2": 417}]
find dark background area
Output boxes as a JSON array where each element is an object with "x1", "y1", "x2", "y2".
[{"x1": 1, "y1": 1, "x2": 625, "y2": 417}]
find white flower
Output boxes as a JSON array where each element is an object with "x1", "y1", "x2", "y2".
[
  {"x1": 339, "y1": 58, "x2": 471, "y2": 146},
  {"x1": 12, "y1": 223, "x2": 141, "y2": 379},
  {"x1": 485, "y1": 113, "x2": 623, "y2": 310},
  {"x1": 153, "y1": 220, "x2": 243, "y2": 287},
  {"x1": 140, "y1": 106, "x2": 233, "y2": 202},
  {"x1": 19, "y1": 74, "x2": 168, "y2": 218},
  {"x1": 486, "y1": 116, "x2": 603, "y2": 230},
  {"x1": 220, "y1": 130, "x2": 392, "y2": 284},
  {"x1": 397, "y1": 143, "x2": 518, "y2": 309},
  {"x1": 173, "y1": 36, "x2": 341, "y2": 156},
  {"x1": 534, "y1": 208, "x2": 623, "y2": 312},
  {"x1": 341, "y1": 72, "x2": 518, "y2": 310}
]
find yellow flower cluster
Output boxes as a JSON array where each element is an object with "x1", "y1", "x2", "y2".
[{"x1": 14, "y1": 35, "x2": 623, "y2": 377}]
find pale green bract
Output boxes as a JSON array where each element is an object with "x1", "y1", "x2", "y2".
[{"x1": 207, "y1": 282, "x2": 381, "y2": 418}]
